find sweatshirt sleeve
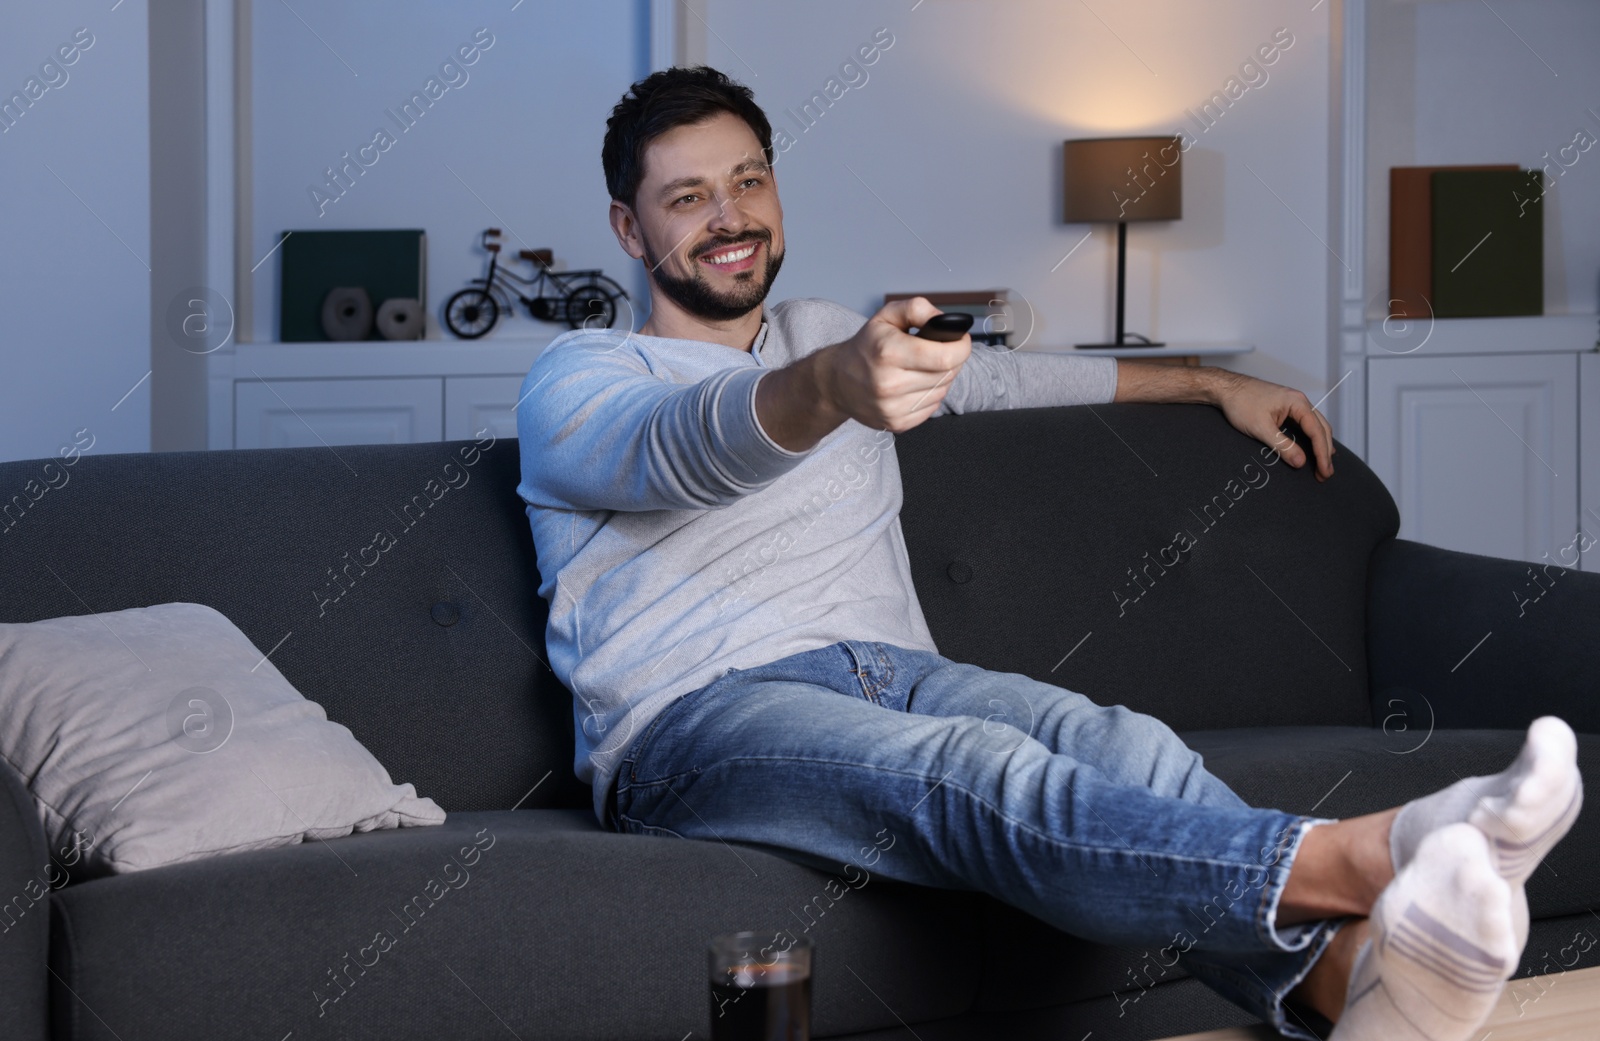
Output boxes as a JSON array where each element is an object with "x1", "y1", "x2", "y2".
[
  {"x1": 777, "y1": 299, "x2": 1119, "y2": 414},
  {"x1": 935, "y1": 346, "x2": 1119, "y2": 415},
  {"x1": 516, "y1": 341, "x2": 808, "y2": 513}
]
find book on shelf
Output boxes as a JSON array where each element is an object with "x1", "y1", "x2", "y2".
[
  {"x1": 1429, "y1": 169, "x2": 1543, "y2": 319},
  {"x1": 1389, "y1": 164, "x2": 1516, "y2": 319}
]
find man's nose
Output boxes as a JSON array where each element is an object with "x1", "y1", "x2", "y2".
[{"x1": 706, "y1": 190, "x2": 749, "y2": 234}]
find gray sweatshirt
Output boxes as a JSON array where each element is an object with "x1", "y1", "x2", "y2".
[{"x1": 514, "y1": 297, "x2": 1118, "y2": 821}]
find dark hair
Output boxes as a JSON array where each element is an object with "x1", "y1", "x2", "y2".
[{"x1": 602, "y1": 65, "x2": 774, "y2": 211}]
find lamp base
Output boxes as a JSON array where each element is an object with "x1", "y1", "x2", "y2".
[{"x1": 1073, "y1": 340, "x2": 1166, "y2": 350}]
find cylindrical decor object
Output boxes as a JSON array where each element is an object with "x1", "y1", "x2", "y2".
[
  {"x1": 320, "y1": 286, "x2": 374, "y2": 341},
  {"x1": 376, "y1": 297, "x2": 424, "y2": 340}
]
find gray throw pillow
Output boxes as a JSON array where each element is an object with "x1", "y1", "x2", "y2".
[{"x1": 0, "y1": 602, "x2": 445, "y2": 874}]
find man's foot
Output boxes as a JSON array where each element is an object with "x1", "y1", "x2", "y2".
[
  {"x1": 1390, "y1": 716, "x2": 1582, "y2": 889},
  {"x1": 1330, "y1": 823, "x2": 1519, "y2": 1040}
]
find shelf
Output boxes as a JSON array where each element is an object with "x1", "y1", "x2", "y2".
[
  {"x1": 1031, "y1": 343, "x2": 1255, "y2": 359},
  {"x1": 1362, "y1": 314, "x2": 1599, "y2": 357},
  {"x1": 207, "y1": 336, "x2": 561, "y2": 380}
]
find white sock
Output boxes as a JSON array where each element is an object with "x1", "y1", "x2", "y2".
[
  {"x1": 1390, "y1": 716, "x2": 1583, "y2": 890},
  {"x1": 1331, "y1": 823, "x2": 1519, "y2": 1041}
]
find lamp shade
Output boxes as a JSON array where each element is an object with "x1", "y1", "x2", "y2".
[{"x1": 1063, "y1": 136, "x2": 1182, "y2": 223}]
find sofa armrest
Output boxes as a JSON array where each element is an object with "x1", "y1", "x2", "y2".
[
  {"x1": 0, "y1": 757, "x2": 50, "y2": 1041},
  {"x1": 1367, "y1": 538, "x2": 1600, "y2": 734}
]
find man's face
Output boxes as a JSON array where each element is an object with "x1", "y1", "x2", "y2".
[{"x1": 622, "y1": 110, "x2": 785, "y2": 323}]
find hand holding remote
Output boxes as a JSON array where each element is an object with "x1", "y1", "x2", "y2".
[
  {"x1": 756, "y1": 298, "x2": 971, "y2": 452},
  {"x1": 913, "y1": 312, "x2": 975, "y2": 342},
  {"x1": 810, "y1": 298, "x2": 973, "y2": 436}
]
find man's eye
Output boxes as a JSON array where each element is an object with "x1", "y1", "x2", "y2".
[
  {"x1": 740, "y1": 178, "x2": 762, "y2": 189},
  {"x1": 675, "y1": 195, "x2": 699, "y2": 206}
]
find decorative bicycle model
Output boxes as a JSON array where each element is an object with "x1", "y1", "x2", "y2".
[{"x1": 444, "y1": 228, "x2": 630, "y2": 339}]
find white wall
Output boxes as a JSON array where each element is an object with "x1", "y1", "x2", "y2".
[
  {"x1": 0, "y1": 2, "x2": 149, "y2": 464},
  {"x1": 1365, "y1": 0, "x2": 1600, "y2": 317},
  {"x1": 247, "y1": 0, "x2": 651, "y2": 342},
  {"x1": 7, "y1": 2, "x2": 1593, "y2": 464},
  {"x1": 690, "y1": 0, "x2": 1338, "y2": 398},
  {"x1": 1412, "y1": 0, "x2": 1599, "y2": 315},
  {"x1": 2, "y1": 1, "x2": 1401, "y2": 463}
]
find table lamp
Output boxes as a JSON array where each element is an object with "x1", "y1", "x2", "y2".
[{"x1": 1063, "y1": 135, "x2": 1183, "y2": 348}]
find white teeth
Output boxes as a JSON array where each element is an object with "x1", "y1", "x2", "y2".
[{"x1": 705, "y1": 244, "x2": 757, "y2": 265}]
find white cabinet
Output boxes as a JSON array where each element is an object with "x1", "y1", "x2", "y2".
[
  {"x1": 1368, "y1": 352, "x2": 1578, "y2": 565},
  {"x1": 209, "y1": 339, "x2": 556, "y2": 451},
  {"x1": 444, "y1": 376, "x2": 528, "y2": 442},
  {"x1": 1583, "y1": 353, "x2": 1600, "y2": 571},
  {"x1": 235, "y1": 378, "x2": 442, "y2": 449},
  {"x1": 1338, "y1": 0, "x2": 1600, "y2": 570}
]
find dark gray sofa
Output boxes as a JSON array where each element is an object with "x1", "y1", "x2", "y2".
[{"x1": 0, "y1": 401, "x2": 1595, "y2": 1041}]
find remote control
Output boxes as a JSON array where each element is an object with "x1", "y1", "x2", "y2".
[{"x1": 913, "y1": 312, "x2": 974, "y2": 342}]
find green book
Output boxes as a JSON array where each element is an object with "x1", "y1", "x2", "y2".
[
  {"x1": 1430, "y1": 170, "x2": 1542, "y2": 318},
  {"x1": 278, "y1": 229, "x2": 427, "y2": 341}
]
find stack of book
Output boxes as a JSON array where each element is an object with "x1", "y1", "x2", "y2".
[
  {"x1": 1389, "y1": 165, "x2": 1543, "y2": 319},
  {"x1": 883, "y1": 290, "x2": 1013, "y2": 347}
]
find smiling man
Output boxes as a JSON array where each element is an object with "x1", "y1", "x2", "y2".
[
  {"x1": 514, "y1": 66, "x2": 1580, "y2": 1041},
  {"x1": 624, "y1": 115, "x2": 784, "y2": 327}
]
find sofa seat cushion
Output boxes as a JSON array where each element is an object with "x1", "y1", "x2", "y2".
[
  {"x1": 967, "y1": 726, "x2": 1599, "y2": 1016},
  {"x1": 50, "y1": 808, "x2": 984, "y2": 1041}
]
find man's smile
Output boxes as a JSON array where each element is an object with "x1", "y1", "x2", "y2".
[{"x1": 699, "y1": 239, "x2": 761, "y2": 272}]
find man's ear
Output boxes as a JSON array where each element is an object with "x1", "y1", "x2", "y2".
[{"x1": 610, "y1": 200, "x2": 644, "y2": 261}]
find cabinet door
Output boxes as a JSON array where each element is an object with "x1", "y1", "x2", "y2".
[
  {"x1": 1367, "y1": 353, "x2": 1577, "y2": 565},
  {"x1": 444, "y1": 375, "x2": 528, "y2": 443},
  {"x1": 235, "y1": 378, "x2": 443, "y2": 449},
  {"x1": 1583, "y1": 353, "x2": 1600, "y2": 572}
]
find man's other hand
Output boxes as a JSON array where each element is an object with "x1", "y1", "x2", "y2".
[
  {"x1": 1113, "y1": 361, "x2": 1337, "y2": 482},
  {"x1": 1213, "y1": 371, "x2": 1336, "y2": 481}
]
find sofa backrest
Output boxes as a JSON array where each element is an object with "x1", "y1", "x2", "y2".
[
  {"x1": 895, "y1": 402, "x2": 1400, "y2": 733},
  {"x1": 0, "y1": 433, "x2": 589, "y2": 813},
  {"x1": 0, "y1": 402, "x2": 1399, "y2": 814}
]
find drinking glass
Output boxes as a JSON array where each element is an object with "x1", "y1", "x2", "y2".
[{"x1": 707, "y1": 930, "x2": 812, "y2": 1041}]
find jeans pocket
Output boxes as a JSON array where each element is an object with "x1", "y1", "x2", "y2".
[
  {"x1": 845, "y1": 640, "x2": 909, "y2": 711},
  {"x1": 617, "y1": 679, "x2": 728, "y2": 798}
]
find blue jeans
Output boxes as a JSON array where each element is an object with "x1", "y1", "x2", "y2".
[{"x1": 609, "y1": 640, "x2": 1347, "y2": 1039}]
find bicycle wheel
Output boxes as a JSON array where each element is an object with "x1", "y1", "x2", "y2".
[
  {"x1": 445, "y1": 288, "x2": 499, "y2": 339},
  {"x1": 584, "y1": 273, "x2": 630, "y2": 302},
  {"x1": 564, "y1": 285, "x2": 616, "y2": 330}
]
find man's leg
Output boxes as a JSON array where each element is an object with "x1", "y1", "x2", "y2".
[
  {"x1": 881, "y1": 647, "x2": 1251, "y2": 810},
  {"x1": 1298, "y1": 822, "x2": 1524, "y2": 1040},
  {"x1": 877, "y1": 644, "x2": 1579, "y2": 1038},
  {"x1": 879, "y1": 643, "x2": 1354, "y2": 1036},
  {"x1": 1280, "y1": 715, "x2": 1581, "y2": 1038},
  {"x1": 615, "y1": 643, "x2": 1336, "y2": 956},
  {"x1": 614, "y1": 642, "x2": 1578, "y2": 1039}
]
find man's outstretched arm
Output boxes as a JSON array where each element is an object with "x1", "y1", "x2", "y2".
[{"x1": 1113, "y1": 360, "x2": 1337, "y2": 482}]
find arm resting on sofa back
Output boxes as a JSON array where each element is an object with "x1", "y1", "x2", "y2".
[
  {"x1": 1367, "y1": 538, "x2": 1600, "y2": 734},
  {"x1": 0, "y1": 757, "x2": 50, "y2": 1041}
]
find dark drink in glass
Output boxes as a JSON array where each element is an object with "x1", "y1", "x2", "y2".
[{"x1": 708, "y1": 931, "x2": 813, "y2": 1041}]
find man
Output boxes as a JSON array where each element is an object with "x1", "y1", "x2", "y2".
[{"x1": 515, "y1": 66, "x2": 1581, "y2": 1040}]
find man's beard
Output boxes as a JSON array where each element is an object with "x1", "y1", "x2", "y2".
[{"x1": 642, "y1": 230, "x2": 785, "y2": 323}]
